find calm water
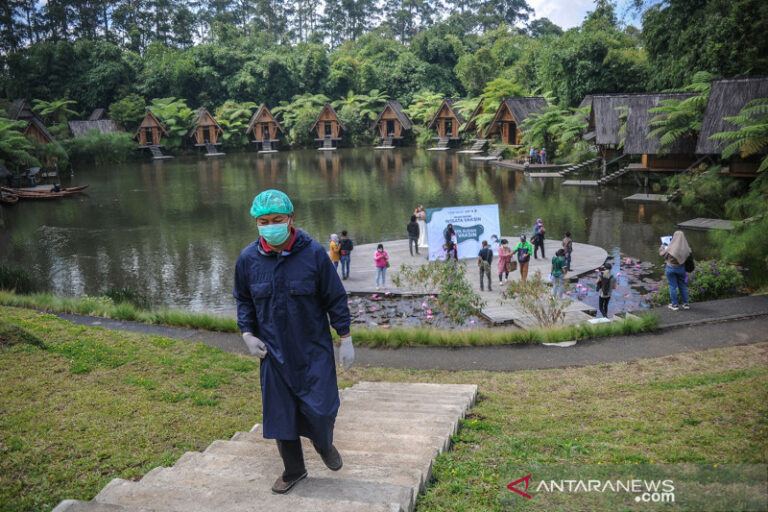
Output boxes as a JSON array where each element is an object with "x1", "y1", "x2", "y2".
[{"x1": 0, "y1": 148, "x2": 713, "y2": 313}]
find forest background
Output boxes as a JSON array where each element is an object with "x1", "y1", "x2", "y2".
[{"x1": 1, "y1": 0, "x2": 767, "y2": 120}]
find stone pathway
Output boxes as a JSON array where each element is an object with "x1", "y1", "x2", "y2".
[
  {"x1": 342, "y1": 238, "x2": 607, "y2": 326},
  {"x1": 52, "y1": 381, "x2": 478, "y2": 512}
]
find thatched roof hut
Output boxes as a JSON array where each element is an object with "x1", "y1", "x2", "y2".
[
  {"x1": 8, "y1": 99, "x2": 39, "y2": 121},
  {"x1": 581, "y1": 94, "x2": 631, "y2": 147},
  {"x1": 371, "y1": 100, "x2": 412, "y2": 140},
  {"x1": 696, "y1": 77, "x2": 768, "y2": 155},
  {"x1": 133, "y1": 109, "x2": 168, "y2": 147},
  {"x1": 246, "y1": 104, "x2": 283, "y2": 142},
  {"x1": 311, "y1": 103, "x2": 344, "y2": 141},
  {"x1": 23, "y1": 118, "x2": 67, "y2": 168},
  {"x1": 68, "y1": 120, "x2": 124, "y2": 138},
  {"x1": 88, "y1": 108, "x2": 109, "y2": 121},
  {"x1": 624, "y1": 92, "x2": 697, "y2": 155},
  {"x1": 427, "y1": 98, "x2": 464, "y2": 139},
  {"x1": 461, "y1": 97, "x2": 487, "y2": 137},
  {"x1": 486, "y1": 97, "x2": 548, "y2": 145},
  {"x1": 188, "y1": 107, "x2": 223, "y2": 145}
]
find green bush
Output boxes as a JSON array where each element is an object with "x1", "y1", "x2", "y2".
[
  {"x1": 64, "y1": 130, "x2": 138, "y2": 166},
  {"x1": 0, "y1": 265, "x2": 36, "y2": 294},
  {"x1": 650, "y1": 260, "x2": 745, "y2": 306},
  {"x1": 104, "y1": 287, "x2": 151, "y2": 310}
]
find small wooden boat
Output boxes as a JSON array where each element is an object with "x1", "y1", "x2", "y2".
[
  {"x1": 0, "y1": 185, "x2": 89, "y2": 199},
  {"x1": 0, "y1": 192, "x2": 19, "y2": 205}
]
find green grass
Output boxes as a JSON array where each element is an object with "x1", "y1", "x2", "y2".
[
  {"x1": 1, "y1": 306, "x2": 766, "y2": 511},
  {"x1": 0, "y1": 290, "x2": 660, "y2": 347}
]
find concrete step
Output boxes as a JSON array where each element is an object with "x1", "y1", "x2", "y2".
[
  {"x1": 351, "y1": 381, "x2": 478, "y2": 399},
  {"x1": 338, "y1": 398, "x2": 466, "y2": 417},
  {"x1": 172, "y1": 452, "x2": 424, "y2": 494},
  {"x1": 232, "y1": 428, "x2": 449, "y2": 455},
  {"x1": 95, "y1": 478, "x2": 400, "y2": 512},
  {"x1": 52, "y1": 501, "x2": 156, "y2": 512},
  {"x1": 340, "y1": 389, "x2": 476, "y2": 412},
  {"x1": 205, "y1": 440, "x2": 434, "y2": 484},
  {"x1": 335, "y1": 407, "x2": 464, "y2": 428},
  {"x1": 141, "y1": 463, "x2": 415, "y2": 512},
  {"x1": 326, "y1": 414, "x2": 458, "y2": 438}
]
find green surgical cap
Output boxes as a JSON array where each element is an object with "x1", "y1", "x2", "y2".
[{"x1": 250, "y1": 189, "x2": 294, "y2": 219}]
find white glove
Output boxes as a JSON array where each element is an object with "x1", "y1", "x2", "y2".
[
  {"x1": 242, "y1": 332, "x2": 267, "y2": 359},
  {"x1": 339, "y1": 335, "x2": 354, "y2": 370}
]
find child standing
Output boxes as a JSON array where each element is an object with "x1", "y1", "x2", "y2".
[{"x1": 374, "y1": 244, "x2": 389, "y2": 290}]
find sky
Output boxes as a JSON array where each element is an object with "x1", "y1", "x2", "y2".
[{"x1": 527, "y1": 0, "x2": 644, "y2": 30}]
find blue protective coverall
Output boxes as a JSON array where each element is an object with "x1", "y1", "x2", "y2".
[{"x1": 234, "y1": 228, "x2": 351, "y2": 451}]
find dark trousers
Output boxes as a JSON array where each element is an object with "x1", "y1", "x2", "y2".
[
  {"x1": 408, "y1": 236, "x2": 419, "y2": 255},
  {"x1": 479, "y1": 262, "x2": 491, "y2": 291},
  {"x1": 276, "y1": 439, "x2": 306, "y2": 479},
  {"x1": 599, "y1": 296, "x2": 611, "y2": 318},
  {"x1": 564, "y1": 252, "x2": 571, "y2": 271},
  {"x1": 533, "y1": 241, "x2": 545, "y2": 259},
  {"x1": 340, "y1": 254, "x2": 350, "y2": 278}
]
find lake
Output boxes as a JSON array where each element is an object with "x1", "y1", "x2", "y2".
[{"x1": 0, "y1": 147, "x2": 713, "y2": 314}]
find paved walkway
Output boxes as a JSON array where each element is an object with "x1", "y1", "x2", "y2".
[
  {"x1": 53, "y1": 382, "x2": 478, "y2": 512},
  {"x1": 52, "y1": 295, "x2": 768, "y2": 372},
  {"x1": 342, "y1": 238, "x2": 607, "y2": 327}
]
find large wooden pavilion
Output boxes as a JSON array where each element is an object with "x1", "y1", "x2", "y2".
[
  {"x1": 311, "y1": 103, "x2": 344, "y2": 149},
  {"x1": 134, "y1": 109, "x2": 168, "y2": 147},
  {"x1": 427, "y1": 98, "x2": 464, "y2": 140},
  {"x1": 371, "y1": 100, "x2": 412, "y2": 145},
  {"x1": 623, "y1": 93, "x2": 699, "y2": 172},
  {"x1": 246, "y1": 104, "x2": 283, "y2": 151},
  {"x1": 696, "y1": 77, "x2": 768, "y2": 176},
  {"x1": 485, "y1": 97, "x2": 548, "y2": 146}
]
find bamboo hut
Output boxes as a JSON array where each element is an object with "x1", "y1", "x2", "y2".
[
  {"x1": 8, "y1": 99, "x2": 39, "y2": 121},
  {"x1": 371, "y1": 100, "x2": 412, "y2": 145},
  {"x1": 485, "y1": 97, "x2": 548, "y2": 146},
  {"x1": 68, "y1": 115, "x2": 124, "y2": 138},
  {"x1": 246, "y1": 104, "x2": 283, "y2": 151},
  {"x1": 461, "y1": 97, "x2": 488, "y2": 138},
  {"x1": 623, "y1": 92, "x2": 698, "y2": 171},
  {"x1": 23, "y1": 118, "x2": 66, "y2": 169},
  {"x1": 133, "y1": 109, "x2": 168, "y2": 147},
  {"x1": 427, "y1": 98, "x2": 464, "y2": 140},
  {"x1": 579, "y1": 94, "x2": 631, "y2": 161},
  {"x1": 188, "y1": 107, "x2": 223, "y2": 146},
  {"x1": 88, "y1": 108, "x2": 109, "y2": 121},
  {"x1": 696, "y1": 77, "x2": 768, "y2": 176},
  {"x1": 311, "y1": 103, "x2": 344, "y2": 149}
]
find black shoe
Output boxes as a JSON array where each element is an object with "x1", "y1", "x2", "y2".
[
  {"x1": 271, "y1": 470, "x2": 307, "y2": 494},
  {"x1": 317, "y1": 444, "x2": 343, "y2": 471}
]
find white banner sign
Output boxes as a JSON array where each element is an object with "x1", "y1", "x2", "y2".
[{"x1": 425, "y1": 204, "x2": 501, "y2": 261}]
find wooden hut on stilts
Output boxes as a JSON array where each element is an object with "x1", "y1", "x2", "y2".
[
  {"x1": 246, "y1": 104, "x2": 283, "y2": 153},
  {"x1": 22, "y1": 118, "x2": 67, "y2": 181},
  {"x1": 486, "y1": 97, "x2": 548, "y2": 146},
  {"x1": 696, "y1": 77, "x2": 768, "y2": 177},
  {"x1": 427, "y1": 98, "x2": 464, "y2": 150},
  {"x1": 312, "y1": 103, "x2": 344, "y2": 150},
  {"x1": 371, "y1": 100, "x2": 413, "y2": 149},
  {"x1": 134, "y1": 109, "x2": 173, "y2": 160},
  {"x1": 458, "y1": 97, "x2": 489, "y2": 154},
  {"x1": 189, "y1": 108, "x2": 225, "y2": 157}
]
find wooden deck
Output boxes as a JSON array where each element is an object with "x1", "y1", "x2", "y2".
[
  {"x1": 561, "y1": 180, "x2": 599, "y2": 187},
  {"x1": 623, "y1": 193, "x2": 669, "y2": 203},
  {"x1": 677, "y1": 218, "x2": 735, "y2": 231},
  {"x1": 338, "y1": 238, "x2": 607, "y2": 328},
  {"x1": 528, "y1": 172, "x2": 563, "y2": 178},
  {"x1": 492, "y1": 160, "x2": 569, "y2": 172}
]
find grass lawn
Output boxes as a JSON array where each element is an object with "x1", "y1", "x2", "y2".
[{"x1": 1, "y1": 306, "x2": 767, "y2": 511}]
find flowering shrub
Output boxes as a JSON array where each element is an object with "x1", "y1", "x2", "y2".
[{"x1": 649, "y1": 260, "x2": 744, "y2": 306}]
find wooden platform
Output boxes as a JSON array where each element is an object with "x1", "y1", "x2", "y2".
[
  {"x1": 561, "y1": 180, "x2": 599, "y2": 187},
  {"x1": 528, "y1": 172, "x2": 563, "y2": 178},
  {"x1": 677, "y1": 218, "x2": 734, "y2": 231},
  {"x1": 339, "y1": 238, "x2": 607, "y2": 328},
  {"x1": 456, "y1": 149, "x2": 483, "y2": 154},
  {"x1": 492, "y1": 160, "x2": 569, "y2": 172},
  {"x1": 374, "y1": 146, "x2": 395, "y2": 150},
  {"x1": 623, "y1": 193, "x2": 669, "y2": 203},
  {"x1": 258, "y1": 150, "x2": 278, "y2": 154},
  {"x1": 426, "y1": 147, "x2": 450, "y2": 151},
  {"x1": 317, "y1": 147, "x2": 337, "y2": 151}
]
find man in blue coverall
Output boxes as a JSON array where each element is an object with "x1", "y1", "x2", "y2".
[{"x1": 234, "y1": 189, "x2": 355, "y2": 494}]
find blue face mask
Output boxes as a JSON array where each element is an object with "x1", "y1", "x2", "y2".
[{"x1": 259, "y1": 222, "x2": 291, "y2": 246}]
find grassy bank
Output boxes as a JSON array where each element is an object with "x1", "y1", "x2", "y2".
[
  {"x1": 1, "y1": 307, "x2": 766, "y2": 511},
  {"x1": 0, "y1": 291, "x2": 659, "y2": 347}
]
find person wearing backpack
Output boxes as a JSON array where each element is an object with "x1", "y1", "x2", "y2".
[
  {"x1": 596, "y1": 262, "x2": 617, "y2": 318},
  {"x1": 339, "y1": 230, "x2": 354, "y2": 280},
  {"x1": 513, "y1": 235, "x2": 533, "y2": 282},
  {"x1": 477, "y1": 240, "x2": 493, "y2": 291},
  {"x1": 659, "y1": 230, "x2": 692, "y2": 311}
]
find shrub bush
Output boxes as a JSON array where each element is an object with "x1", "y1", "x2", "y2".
[
  {"x1": 0, "y1": 265, "x2": 36, "y2": 294},
  {"x1": 64, "y1": 131, "x2": 138, "y2": 166},
  {"x1": 649, "y1": 260, "x2": 745, "y2": 306},
  {"x1": 104, "y1": 287, "x2": 151, "y2": 310}
]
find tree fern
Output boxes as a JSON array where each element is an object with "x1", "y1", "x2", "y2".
[{"x1": 710, "y1": 98, "x2": 768, "y2": 172}]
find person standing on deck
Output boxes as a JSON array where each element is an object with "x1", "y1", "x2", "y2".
[
  {"x1": 532, "y1": 219, "x2": 546, "y2": 259},
  {"x1": 477, "y1": 240, "x2": 493, "y2": 291},
  {"x1": 329, "y1": 234, "x2": 341, "y2": 274},
  {"x1": 414, "y1": 205, "x2": 428, "y2": 249},
  {"x1": 407, "y1": 215, "x2": 420, "y2": 256},
  {"x1": 513, "y1": 235, "x2": 533, "y2": 282},
  {"x1": 234, "y1": 189, "x2": 354, "y2": 494},
  {"x1": 339, "y1": 230, "x2": 353, "y2": 280},
  {"x1": 562, "y1": 231, "x2": 573, "y2": 271}
]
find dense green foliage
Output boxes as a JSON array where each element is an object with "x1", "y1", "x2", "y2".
[
  {"x1": 64, "y1": 131, "x2": 138, "y2": 166},
  {"x1": 0, "y1": 265, "x2": 37, "y2": 294}
]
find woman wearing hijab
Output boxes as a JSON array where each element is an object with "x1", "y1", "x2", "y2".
[
  {"x1": 659, "y1": 230, "x2": 692, "y2": 311},
  {"x1": 532, "y1": 218, "x2": 546, "y2": 259},
  {"x1": 329, "y1": 234, "x2": 341, "y2": 273}
]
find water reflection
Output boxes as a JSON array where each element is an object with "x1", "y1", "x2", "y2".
[{"x1": 0, "y1": 147, "x2": 716, "y2": 312}]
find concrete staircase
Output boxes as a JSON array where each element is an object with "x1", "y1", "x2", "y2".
[
  {"x1": 52, "y1": 381, "x2": 478, "y2": 512},
  {"x1": 147, "y1": 145, "x2": 173, "y2": 160},
  {"x1": 204, "y1": 143, "x2": 225, "y2": 157}
]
